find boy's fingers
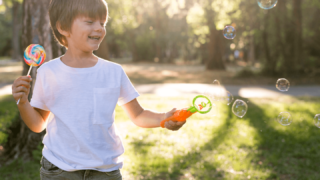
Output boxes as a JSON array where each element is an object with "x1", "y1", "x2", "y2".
[
  {"x1": 17, "y1": 81, "x2": 31, "y2": 89},
  {"x1": 176, "y1": 121, "x2": 186, "y2": 126},
  {"x1": 165, "y1": 121, "x2": 182, "y2": 131},
  {"x1": 19, "y1": 76, "x2": 32, "y2": 82},
  {"x1": 13, "y1": 78, "x2": 31, "y2": 90},
  {"x1": 167, "y1": 108, "x2": 177, "y2": 116},
  {"x1": 165, "y1": 122, "x2": 172, "y2": 129},
  {"x1": 13, "y1": 92, "x2": 24, "y2": 100},
  {"x1": 13, "y1": 86, "x2": 27, "y2": 94},
  {"x1": 165, "y1": 122, "x2": 178, "y2": 130},
  {"x1": 168, "y1": 120, "x2": 177, "y2": 126},
  {"x1": 168, "y1": 120, "x2": 185, "y2": 127}
]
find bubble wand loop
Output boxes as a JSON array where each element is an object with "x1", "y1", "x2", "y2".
[
  {"x1": 16, "y1": 44, "x2": 46, "y2": 105},
  {"x1": 160, "y1": 95, "x2": 212, "y2": 128}
]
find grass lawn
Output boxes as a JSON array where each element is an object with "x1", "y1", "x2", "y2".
[{"x1": 0, "y1": 94, "x2": 320, "y2": 180}]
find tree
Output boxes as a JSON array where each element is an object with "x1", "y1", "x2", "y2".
[
  {"x1": 1, "y1": 0, "x2": 61, "y2": 165},
  {"x1": 204, "y1": 0, "x2": 225, "y2": 70},
  {"x1": 11, "y1": 0, "x2": 22, "y2": 61},
  {"x1": 186, "y1": 0, "x2": 243, "y2": 70}
]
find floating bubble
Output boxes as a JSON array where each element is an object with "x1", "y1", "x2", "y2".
[
  {"x1": 203, "y1": 80, "x2": 223, "y2": 102},
  {"x1": 257, "y1": 0, "x2": 278, "y2": 10},
  {"x1": 223, "y1": 26, "x2": 236, "y2": 40},
  {"x1": 213, "y1": 79, "x2": 220, "y2": 86},
  {"x1": 277, "y1": 112, "x2": 292, "y2": 126},
  {"x1": 232, "y1": 99, "x2": 248, "y2": 118},
  {"x1": 276, "y1": 78, "x2": 290, "y2": 92},
  {"x1": 314, "y1": 114, "x2": 320, "y2": 128},
  {"x1": 204, "y1": 89, "x2": 221, "y2": 102},
  {"x1": 221, "y1": 91, "x2": 234, "y2": 105}
]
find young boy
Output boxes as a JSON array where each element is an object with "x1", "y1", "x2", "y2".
[{"x1": 11, "y1": 0, "x2": 185, "y2": 179}]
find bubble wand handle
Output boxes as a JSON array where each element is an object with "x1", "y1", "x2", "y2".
[
  {"x1": 160, "y1": 107, "x2": 196, "y2": 128},
  {"x1": 160, "y1": 95, "x2": 212, "y2": 128}
]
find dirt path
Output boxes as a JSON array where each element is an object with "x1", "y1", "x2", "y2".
[
  {"x1": 1, "y1": 61, "x2": 320, "y2": 98},
  {"x1": 122, "y1": 62, "x2": 319, "y2": 86},
  {"x1": 1, "y1": 60, "x2": 319, "y2": 86}
]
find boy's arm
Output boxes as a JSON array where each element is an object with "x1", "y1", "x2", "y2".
[
  {"x1": 17, "y1": 103, "x2": 50, "y2": 133},
  {"x1": 121, "y1": 98, "x2": 185, "y2": 130},
  {"x1": 13, "y1": 76, "x2": 50, "y2": 133}
]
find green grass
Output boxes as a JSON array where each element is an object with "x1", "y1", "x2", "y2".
[{"x1": 0, "y1": 94, "x2": 320, "y2": 179}]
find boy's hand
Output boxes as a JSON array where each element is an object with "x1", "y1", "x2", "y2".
[
  {"x1": 12, "y1": 76, "x2": 32, "y2": 105},
  {"x1": 164, "y1": 108, "x2": 186, "y2": 131}
]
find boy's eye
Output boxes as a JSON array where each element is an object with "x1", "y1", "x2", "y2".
[{"x1": 86, "y1": 21, "x2": 93, "y2": 24}]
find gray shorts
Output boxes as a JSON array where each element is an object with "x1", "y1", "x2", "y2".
[{"x1": 40, "y1": 156, "x2": 122, "y2": 180}]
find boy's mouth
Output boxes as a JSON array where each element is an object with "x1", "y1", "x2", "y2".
[{"x1": 88, "y1": 36, "x2": 101, "y2": 40}]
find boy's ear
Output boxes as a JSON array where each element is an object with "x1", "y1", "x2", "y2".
[{"x1": 56, "y1": 21, "x2": 70, "y2": 37}]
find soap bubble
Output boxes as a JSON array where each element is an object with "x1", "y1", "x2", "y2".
[
  {"x1": 223, "y1": 26, "x2": 236, "y2": 40},
  {"x1": 213, "y1": 79, "x2": 220, "y2": 86},
  {"x1": 277, "y1": 112, "x2": 292, "y2": 126},
  {"x1": 204, "y1": 80, "x2": 223, "y2": 101},
  {"x1": 221, "y1": 91, "x2": 234, "y2": 105},
  {"x1": 257, "y1": 0, "x2": 278, "y2": 10},
  {"x1": 204, "y1": 88, "x2": 221, "y2": 102},
  {"x1": 232, "y1": 99, "x2": 248, "y2": 118},
  {"x1": 276, "y1": 78, "x2": 290, "y2": 92},
  {"x1": 314, "y1": 114, "x2": 320, "y2": 128}
]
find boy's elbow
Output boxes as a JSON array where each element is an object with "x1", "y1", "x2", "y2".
[
  {"x1": 29, "y1": 122, "x2": 46, "y2": 133},
  {"x1": 32, "y1": 127, "x2": 45, "y2": 133}
]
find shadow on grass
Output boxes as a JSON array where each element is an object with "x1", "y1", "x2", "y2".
[
  {"x1": 128, "y1": 106, "x2": 236, "y2": 180},
  {"x1": 245, "y1": 101, "x2": 320, "y2": 180},
  {"x1": 128, "y1": 98, "x2": 320, "y2": 180}
]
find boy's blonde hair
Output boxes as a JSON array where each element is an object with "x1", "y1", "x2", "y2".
[{"x1": 49, "y1": 0, "x2": 108, "y2": 47}]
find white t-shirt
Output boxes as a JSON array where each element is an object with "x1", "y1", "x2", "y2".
[{"x1": 30, "y1": 57, "x2": 139, "y2": 172}]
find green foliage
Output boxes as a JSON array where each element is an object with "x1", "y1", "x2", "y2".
[
  {"x1": 134, "y1": 31, "x2": 156, "y2": 61},
  {"x1": 0, "y1": 5, "x2": 12, "y2": 56},
  {"x1": 236, "y1": 67, "x2": 257, "y2": 78},
  {"x1": 0, "y1": 158, "x2": 41, "y2": 180},
  {"x1": 0, "y1": 95, "x2": 19, "y2": 145}
]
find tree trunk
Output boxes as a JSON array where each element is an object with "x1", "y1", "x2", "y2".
[
  {"x1": 154, "y1": 0, "x2": 162, "y2": 63},
  {"x1": 261, "y1": 11, "x2": 276, "y2": 76},
  {"x1": 293, "y1": 0, "x2": 302, "y2": 71},
  {"x1": 1, "y1": 0, "x2": 53, "y2": 166},
  {"x1": 281, "y1": 0, "x2": 295, "y2": 76},
  {"x1": 248, "y1": 35, "x2": 255, "y2": 66},
  {"x1": 128, "y1": 30, "x2": 139, "y2": 62},
  {"x1": 204, "y1": 2, "x2": 225, "y2": 70},
  {"x1": 11, "y1": 1, "x2": 22, "y2": 61}
]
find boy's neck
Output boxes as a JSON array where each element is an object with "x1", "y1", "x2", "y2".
[{"x1": 61, "y1": 48, "x2": 98, "y2": 68}]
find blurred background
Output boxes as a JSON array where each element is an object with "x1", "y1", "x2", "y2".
[
  {"x1": 0, "y1": 0, "x2": 320, "y2": 179},
  {"x1": 0, "y1": 0, "x2": 319, "y2": 81}
]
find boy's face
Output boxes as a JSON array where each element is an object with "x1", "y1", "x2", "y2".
[{"x1": 66, "y1": 16, "x2": 107, "y2": 52}]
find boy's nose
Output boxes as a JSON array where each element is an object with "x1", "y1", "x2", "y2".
[{"x1": 94, "y1": 23, "x2": 103, "y2": 31}]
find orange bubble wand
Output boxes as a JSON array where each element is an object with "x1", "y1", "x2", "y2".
[{"x1": 160, "y1": 95, "x2": 212, "y2": 128}]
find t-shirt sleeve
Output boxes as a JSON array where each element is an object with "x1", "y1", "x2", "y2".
[
  {"x1": 30, "y1": 68, "x2": 50, "y2": 111},
  {"x1": 117, "y1": 67, "x2": 140, "y2": 106}
]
